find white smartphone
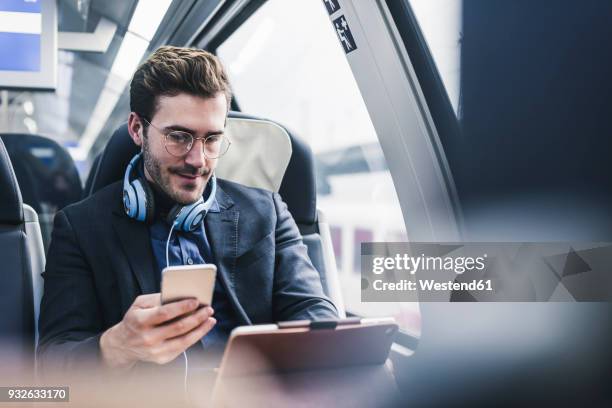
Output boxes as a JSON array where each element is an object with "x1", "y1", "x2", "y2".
[{"x1": 161, "y1": 264, "x2": 217, "y2": 306}]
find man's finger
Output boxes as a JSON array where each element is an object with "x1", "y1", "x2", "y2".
[
  {"x1": 139, "y1": 298, "x2": 201, "y2": 326},
  {"x1": 152, "y1": 306, "x2": 214, "y2": 340},
  {"x1": 164, "y1": 317, "x2": 217, "y2": 354},
  {"x1": 132, "y1": 293, "x2": 162, "y2": 309}
]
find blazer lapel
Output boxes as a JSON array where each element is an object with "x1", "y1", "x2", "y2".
[
  {"x1": 111, "y1": 208, "x2": 158, "y2": 296},
  {"x1": 205, "y1": 185, "x2": 252, "y2": 325}
]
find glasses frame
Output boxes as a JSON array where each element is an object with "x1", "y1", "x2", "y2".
[{"x1": 140, "y1": 117, "x2": 231, "y2": 159}]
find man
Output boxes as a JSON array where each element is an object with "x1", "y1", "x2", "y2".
[{"x1": 37, "y1": 46, "x2": 338, "y2": 372}]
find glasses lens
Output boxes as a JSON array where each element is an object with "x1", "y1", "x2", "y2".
[
  {"x1": 165, "y1": 131, "x2": 193, "y2": 156},
  {"x1": 204, "y1": 135, "x2": 230, "y2": 159}
]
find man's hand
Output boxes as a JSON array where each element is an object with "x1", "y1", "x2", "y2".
[{"x1": 99, "y1": 294, "x2": 216, "y2": 369}]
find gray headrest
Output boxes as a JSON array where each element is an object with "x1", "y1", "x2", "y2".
[{"x1": 0, "y1": 137, "x2": 23, "y2": 224}]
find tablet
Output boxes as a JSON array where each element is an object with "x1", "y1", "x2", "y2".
[{"x1": 217, "y1": 317, "x2": 398, "y2": 377}]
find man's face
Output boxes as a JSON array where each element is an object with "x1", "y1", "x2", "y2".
[{"x1": 132, "y1": 93, "x2": 227, "y2": 205}]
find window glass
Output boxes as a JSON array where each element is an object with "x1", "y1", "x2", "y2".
[
  {"x1": 218, "y1": 0, "x2": 419, "y2": 332},
  {"x1": 409, "y1": 0, "x2": 462, "y2": 116}
]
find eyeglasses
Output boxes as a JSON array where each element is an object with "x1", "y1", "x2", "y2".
[{"x1": 141, "y1": 117, "x2": 231, "y2": 159}]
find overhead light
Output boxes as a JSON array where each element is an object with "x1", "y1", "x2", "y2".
[
  {"x1": 128, "y1": 0, "x2": 173, "y2": 42},
  {"x1": 75, "y1": 31, "x2": 148, "y2": 160},
  {"x1": 109, "y1": 31, "x2": 149, "y2": 81},
  {"x1": 23, "y1": 117, "x2": 37, "y2": 134},
  {"x1": 74, "y1": 87, "x2": 122, "y2": 161},
  {"x1": 23, "y1": 100, "x2": 34, "y2": 116}
]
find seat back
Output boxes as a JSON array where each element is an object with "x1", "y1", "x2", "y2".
[
  {"x1": 0, "y1": 138, "x2": 40, "y2": 377},
  {"x1": 85, "y1": 112, "x2": 345, "y2": 316},
  {"x1": 0, "y1": 134, "x2": 82, "y2": 252}
]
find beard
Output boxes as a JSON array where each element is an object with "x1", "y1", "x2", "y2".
[{"x1": 142, "y1": 139, "x2": 210, "y2": 205}]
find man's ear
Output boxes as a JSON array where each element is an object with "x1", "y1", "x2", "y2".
[{"x1": 127, "y1": 112, "x2": 144, "y2": 147}]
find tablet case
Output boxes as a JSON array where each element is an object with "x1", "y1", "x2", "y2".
[{"x1": 218, "y1": 318, "x2": 398, "y2": 377}]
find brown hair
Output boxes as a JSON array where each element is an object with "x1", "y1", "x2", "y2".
[{"x1": 130, "y1": 46, "x2": 232, "y2": 122}]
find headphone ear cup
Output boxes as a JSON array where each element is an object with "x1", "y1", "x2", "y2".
[
  {"x1": 123, "y1": 183, "x2": 138, "y2": 219},
  {"x1": 140, "y1": 179, "x2": 155, "y2": 223},
  {"x1": 131, "y1": 179, "x2": 150, "y2": 222},
  {"x1": 182, "y1": 201, "x2": 206, "y2": 231},
  {"x1": 170, "y1": 199, "x2": 206, "y2": 232}
]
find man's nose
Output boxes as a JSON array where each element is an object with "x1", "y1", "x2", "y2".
[{"x1": 184, "y1": 139, "x2": 205, "y2": 169}]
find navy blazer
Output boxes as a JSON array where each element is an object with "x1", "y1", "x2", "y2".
[{"x1": 37, "y1": 179, "x2": 338, "y2": 370}]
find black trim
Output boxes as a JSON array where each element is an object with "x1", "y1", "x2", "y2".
[
  {"x1": 149, "y1": 0, "x2": 200, "y2": 47},
  {"x1": 192, "y1": 0, "x2": 267, "y2": 52},
  {"x1": 346, "y1": 312, "x2": 419, "y2": 350},
  {"x1": 298, "y1": 223, "x2": 319, "y2": 236},
  {"x1": 309, "y1": 320, "x2": 339, "y2": 330}
]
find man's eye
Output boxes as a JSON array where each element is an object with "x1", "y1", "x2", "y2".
[
  {"x1": 206, "y1": 135, "x2": 221, "y2": 144},
  {"x1": 168, "y1": 132, "x2": 191, "y2": 144}
]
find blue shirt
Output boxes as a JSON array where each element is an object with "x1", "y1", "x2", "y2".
[{"x1": 147, "y1": 183, "x2": 238, "y2": 362}]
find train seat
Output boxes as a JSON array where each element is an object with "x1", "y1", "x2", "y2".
[{"x1": 0, "y1": 137, "x2": 46, "y2": 376}]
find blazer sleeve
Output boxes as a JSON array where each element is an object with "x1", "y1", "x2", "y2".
[
  {"x1": 37, "y1": 210, "x2": 104, "y2": 374},
  {"x1": 271, "y1": 192, "x2": 339, "y2": 321}
]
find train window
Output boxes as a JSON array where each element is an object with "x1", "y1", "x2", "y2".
[{"x1": 217, "y1": 0, "x2": 419, "y2": 331}]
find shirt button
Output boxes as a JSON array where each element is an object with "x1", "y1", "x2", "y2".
[{"x1": 187, "y1": 258, "x2": 194, "y2": 265}]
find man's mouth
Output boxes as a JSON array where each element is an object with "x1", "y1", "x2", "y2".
[
  {"x1": 169, "y1": 166, "x2": 209, "y2": 183},
  {"x1": 176, "y1": 173, "x2": 200, "y2": 181}
]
